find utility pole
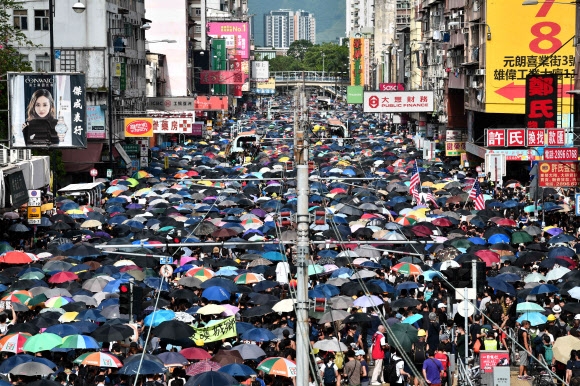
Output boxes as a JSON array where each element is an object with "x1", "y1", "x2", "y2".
[{"x1": 295, "y1": 85, "x2": 310, "y2": 386}]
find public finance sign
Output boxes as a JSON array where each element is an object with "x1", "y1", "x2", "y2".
[
  {"x1": 539, "y1": 161, "x2": 580, "y2": 187},
  {"x1": 9, "y1": 73, "x2": 87, "y2": 148},
  {"x1": 485, "y1": 1, "x2": 575, "y2": 114},
  {"x1": 147, "y1": 97, "x2": 195, "y2": 111},
  {"x1": 363, "y1": 91, "x2": 434, "y2": 113}
]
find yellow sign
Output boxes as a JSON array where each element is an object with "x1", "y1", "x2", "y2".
[
  {"x1": 257, "y1": 78, "x2": 276, "y2": 89},
  {"x1": 27, "y1": 206, "x2": 41, "y2": 219},
  {"x1": 191, "y1": 316, "x2": 237, "y2": 344},
  {"x1": 485, "y1": 0, "x2": 575, "y2": 114},
  {"x1": 114, "y1": 63, "x2": 122, "y2": 77},
  {"x1": 350, "y1": 38, "x2": 368, "y2": 86},
  {"x1": 445, "y1": 141, "x2": 466, "y2": 157}
]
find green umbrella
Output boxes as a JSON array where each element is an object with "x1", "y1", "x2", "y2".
[
  {"x1": 449, "y1": 239, "x2": 473, "y2": 249},
  {"x1": 511, "y1": 231, "x2": 533, "y2": 244},
  {"x1": 307, "y1": 264, "x2": 324, "y2": 276},
  {"x1": 516, "y1": 301, "x2": 545, "y2": 313},
  {"x1": 524, "y1": 205, "x2": 541, "y2": 213},
  {"x1": 19, "y1": 272, "x2": 45, "y2": 280},
  {"x1": 386, "y1": 323, "x2": 418, "y2": 353},
  {"x1": 524, "y1": 272, "x2": 547, "y2": 283},
  {"x1": 27, "y1": 293, "x2": 48, "y2": 307},
  {"x1": 0, "y1": 244, "x2": 14, "y2": 254},
  {"x1": 22, "y1": 333, "x2": 62, "y2": 353}
]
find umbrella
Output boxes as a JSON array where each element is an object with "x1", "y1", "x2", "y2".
[
  {"x1": 91, "y1": 323, "x2": 133, "y2": 342},
  {"x1": 553, "y1": 335, "x2": 580, "y2": 363},
  {"x1": 153, "y1": 320, "x2": 195, "y2": 344},
  {"x1": 9, "y1": 362, "x2": 54, "y2": 376},
  {"x1": 0, "y1": 354, "x2": 56, "y2": 373},
  {"x1": 352, "y1": 295, "x2": 384, "y2": 308},
  {"x1": 313, "y1": 338, "x2": 348, "y2": 352},
  {"x1": 516, "y1": 302, "x2": 546, "y2": 313},
  {"x1": 22, "y1": 332, "x2": 62, "y2": 352},
  {"x1": 211, "y1": 350, "x2": 244, "y2": 365},
  {"x1": 157, "y1": 351, "x2": 189, "y2": 367},
  {"x1": 241, "y1": 328, "x2": 277, "y2": 342},
  {"x1": 144, "y1": 310, "x2": 176, "y2": 327},
  {"x1": 186, "y1": 371, "x2": 238, "y2": 386},
  {"x1": 186, "y1": 360, "x2": 222, "y2": 376},
  {"x1": 257, "y1": 357, "x2": 297, "y2": 377},
  {"x1": 0, "y1": 332, "x2": 30, "y2": 353},
  {"x1": 318, "y1": 310, "x2": 350, "y2": 324},
  {"x1": 529, "y1": 284, "x2": 559, "y2": 295},
  {"x1": 517, "y1": 312, "x2": 547, "y2": 326},
  {"x1": 402, "y1": 314, "x2": 423, "y2": 325},
  {"x1": 118, "y1": 359, "x2": 167, "y2": 375},
  {"x1": 386, "y1": 323, "x2": 418, "y2": 353},
  {"x1": 74, "y1": 352, "x2": 123, "y2": 367},
  {"x1": 180, "y1": 347, "x2": 212, "y2": 360},
  {"x1": 231, "y1": 344, "x2": 267, "y2": 360},
  {"x1": 219, "y1": 363, "x2": 256, "y2": 377}
]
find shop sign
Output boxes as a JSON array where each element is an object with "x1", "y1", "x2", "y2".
[{"x1": 539, "y1": 161, "x2": 580, "y2": 187}]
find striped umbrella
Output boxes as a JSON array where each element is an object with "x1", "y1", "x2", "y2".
[
  {"x1": 234, "y1": 273, "x2": 265, "y2": 284},
  {"x1": 74, "y1": 352, "x2": 123, "y2": 368},
  {"x1": 185, "y1": 267, "x2": 215, "y2": 280},
  {"x1": 393, "y1": 216, "x2": 417, "y2": 226},
  {"x1": 2, "y1": 290, "x2": 32, "y2": 304},
  {"x1": 257, "y1": 357, "x2": 297, "y2": 377},
  {"x1": 391, "y1": 263, "x2": 423, "y2": 276},
  {"x1": 0, "y1": 332, "x2": 31, "y2": 353},
  {"x1": 59, "y1": 334, "x2": 100, "y2": 349},
  {"x1": 45, "y1": 296, "x2": 73, "y2": 308}
]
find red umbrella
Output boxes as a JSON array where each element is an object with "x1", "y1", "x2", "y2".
[
  {"x1": 410, "y1": 225, "x2": 433, "y2": 237},
  {"x1": 185, "y1": 360, "x2": 221, "y2": 376},
  {"x1": 432, "y1": 218, "x2": 453, "y2": 227},
  {"x1": 493, "y1": 218, "x2": 518, "y2": 227},
  {"x1": 180, "y1": 347, "x2": 211, "y2": 360},
  {"x1": 474, "y1": 250, "x2": 501, "y2": 267},
  {"x1": 0, "y1": 251, "x2": 35, "y2": 264},
  {"x1": 552, "y1": 256, "x2": 577, "y2": 269},
  {"x1": 48, "y1": 271, "x2": 79, "y2": 284}
]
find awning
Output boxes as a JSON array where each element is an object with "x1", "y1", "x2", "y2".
[
  {"x1": 465, "y1": 142, "x2": 539, "y2": 161},
  {"x1": 61, "y1": 143, "x2": 103, "y2": 173},
  {"x1": 59, "y1": 182, "x2": 104, "y2": 193}
]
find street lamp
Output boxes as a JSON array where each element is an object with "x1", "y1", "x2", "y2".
[{"x1": 321, "y1": 52, "x2": 325, "y2": 79}]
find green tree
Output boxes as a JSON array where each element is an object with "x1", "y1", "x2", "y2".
[
  {"x1": 268, "y1": 55, "x2": 304, "y2": 72},
  {"x1": 287, "y1": 39, "x2": 313, "y2": 61},
  {"x1": 0, "y1": 0, "x2": 35, "y2": 141}
]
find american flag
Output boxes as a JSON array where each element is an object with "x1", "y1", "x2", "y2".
[
  {"x1": 409, "y1": 164, "x2": 421, "y2": 202},
  {"x1": 425, "y1": 189, "x2": 439, "y2": 208},
  {"x1": 469, "y1": 180, "x2": 485, "y2": 210}
]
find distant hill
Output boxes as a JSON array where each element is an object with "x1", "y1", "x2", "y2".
[{"x1": 249, "y1": 0, "x2": 346, "y2": 45}]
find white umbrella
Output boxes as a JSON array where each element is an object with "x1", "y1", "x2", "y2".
[
  {"x1": 567, "y1": 287, "x2": 580, "y2": 300},
  {"x1": 546, "y1": 266, "x2": 570, "y2": 281},
  {"x1": 272, "y1": 299, "x2": 296, "y2": 313},
  {"x1": 313, "y1": 338, "x2": 349, "y2": 352}
]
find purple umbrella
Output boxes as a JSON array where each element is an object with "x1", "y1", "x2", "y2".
[{"x1": 250, "y1": 208, "x2": 267, "y2": 218}]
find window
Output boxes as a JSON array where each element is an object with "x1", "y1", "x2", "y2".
[
  {"x1": 194, "y1": 8, "x2": 201, "y2": 16},
  {"x1": 194, "y1": 25, "x2": 201, "y2": 34},
  {"x1": 13, "y1": 10, "x2": 28, "y2": 30},
  {"x1": 36, "y1": 58, "x2": 50, "y2": 72},
  {"x1": 34, "y1": 10, "x2": 49, "y2": 31}
]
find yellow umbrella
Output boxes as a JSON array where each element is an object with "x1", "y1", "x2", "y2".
[
  {"x1": 66, "y1": 209, "x2": 84, "y2": 215},
  {"x1": 313, "y1": 125, "x2": 320, "y2": 132},
  {"x1": 198, "y1": 180, "x2": 213, "y2": 186},
  {"x1": 196, "y1": 304, "x2": 226, "y2": 315},
  {"x1": 59, "y1": 311, "x2": 79, "y2": 323},
  {"x1": 278, "y1": 156, "x2": 290, "y2": 162},
  {"x1": 421, "y1": 181, "x2": 434, "y2": 187},
  {"x1": 409, "y1": 209, "x2": 429, "y2": 219},
  {"x1": 432, "y1": 183, "x2": 447, "y2": 190}
]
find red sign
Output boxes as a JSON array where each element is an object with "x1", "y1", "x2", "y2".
[
  {"x1": 527, "y1": 129, "x2": 545, "y2": 146},
  {"x1": 547, "y1": 128, "x2": 566, "y2": 146},
  {"x1": 200, "y1": 70, "x2": 245, "y2": 85},
  {"x1": 479, "y1": 351, "x2": 510, "y2": 374},
  {"x1": 539, "y1": 161, "x2": 580, "y2": 187},
  {"x1": 378, "y1": 83, "x2": 405, "y2": 91},
  {"x1": 507, "y1": 129, "x2": 526, "y2": 147},
  {"x1": 543, "y1": 147, "x2": 579, "y2": 161},
  {"x1": 89, "y1": 168, "x2": 98, "y2": 177},
  {"x1": 193, "y1": 96, "x2": 230, "y2": 111},
  {"x1": 486, "y1": 129, "x2": 506, "y2": 147},
  {"x1": 525, "y1": 74, "x2": 558, "y2": 129},
  {"x1": 124, "y1": 118, "x2": 154, "y2": 138}
]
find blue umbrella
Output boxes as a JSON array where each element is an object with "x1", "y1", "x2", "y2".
[
  {"x1": 187, "y1": 371, "x2": 238, "y2": 386},
  {"x1": 367, "y1": 280, "x2": 395, "y2": 293},
  {"x1": 144, "y1": 277, "x2": 170, "y2": 291},
  {"x1": 486, "y1": 278, "x2": 516, "y2": 295},
  {"x1": 118, "y1": 359, "x2": 166, "y2": 375},
  {"x1": 76, "y1": 309, "x2": 106, "y2": 322},
  {"x1": 241, "y1": 328, "x2": 277, "y2": 342},
  {"x1": 308, "y1": 289, "x2": 332, "y2": 299},
  {"x1": 262, "y1": 251, "x2": 286, "y2": 261},
  {"x1": 318, "y1": 249, "x2": 339, "y2": 258},
  {"x1": 312, "y1": 284, "x2": 340, "y2": 297},
  {"x1": 467, "y1": 237, "x2": 486, "y2": 245},
  {"x1": 219, "y1": 363, "x2": 256, "y2": 377},
  {"x1": 493, "y1": 273, "x2": 521, "y2": 282},
  {"x1": 548, "y1": 246, "x2": 575, "y2": 258},
  {"x1": 144, "y1": 310, "x2": 176, "y2": 327},
  {"x1": 44, "y1": 324, "x2": 81, "y2": 337},
  {"x1": 103, "y1": 279, "x2": 129, "y2": 293},
  {"x1": 235, "y1": 322, "x2": 254, "y2": 334},
  {"x1": 402, "y1": 314, "x2": 423, "y2": 325},
  {"x1": 548, "y1": 234, "x2": 576, "y2": 244},
  {"x1": 202, "y1": 286, "x2": 231, "y2": 302},
  {"x1": 69, "y1": 321, "x2": 98, "y2": 334},
  {"x1": 423, "y1": 270, "x2": 443, "y2": 281},
  {"x1": 530, "y1": 283, "x2": 559, "y2": 295},
  {"x1": 488, "y1": 234, "x2": 510, "y2": 244},
  {"x1": 517, "y1": 312, "x2": 547, "y2": 326},
  {"x1": 252, "y1": 280, "x2": 278, "y2": 292},
  {"x1": 396, "y1": 281, "x2": 419, "y2": 291},
  {"x1": 0, "y1": 354, "x2": 57, "y2": 373}
]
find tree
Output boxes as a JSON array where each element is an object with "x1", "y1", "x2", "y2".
[
  {"x1": 268, "y1": 56, "x2": 304, "y2": 72},
  {"x1": 0, "y1": 0, "x2": 35, "y2": 141},
  {"x1": 287, "y1": 39, "x2": 313, "y2": 61}
]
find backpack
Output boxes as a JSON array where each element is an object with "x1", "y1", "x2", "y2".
[
  {"x1": 413, "y1": 341, "x2": 427, "y2": 364},
  {"x1": 323, "y1": 363, "x2": 336, "y2": 384},
  {"x1": 487, "y1": 303, "x2": 503, "y2": 325},
  {"x1": 543, "y1": 344, "x2": 553, "y2": 364},
  {"x1": 385, "y1": 358, "x2": 403, "y2": 385},
  {"x1": 334, "y1": 351, "x2": 345, "y2": 370}
]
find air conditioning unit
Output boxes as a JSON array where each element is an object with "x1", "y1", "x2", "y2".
[
  {"x1": 0, "y1": 150, "x2": 7, "y2": 165},
  {"x1": 17, "y1": 149, "x2": 31, "y2": 161},
  {"x1": 462, "y1": 27, "x2": 469, "y2": 34},
  {"x1": 459, "y1": 10, "x2": 463, "y2": 15},
  {"x1": 437, "y1": 50, "x2": 445, "y2": 56},
  {"x1": 476, "y1": 69, "x2": 486, "y2": 75},
  {"x1": 9, "y1": 149, "x2": 19, "y2": 163}
]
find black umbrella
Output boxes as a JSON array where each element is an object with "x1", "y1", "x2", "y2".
[
  {"x1": 153, "y1": 320, "x2": 195, "y2": 344},
  {"x1": 7, "y1": 322, "x2": 40, "y2": 335},
  {"x1": 200, "y1": 278, "x2": 239, "y2": 292},
  {"x1": 342, "y1": 313, "x2": 372, "y2": 324},
  {"x1": 91, "y1": 323, "x2": 133, "y2": 342},
  {"x1": 169, "y1": 289, "x2": 196, "y2": 302},
  {"x1": 340, "y1": 282, "x2": 383, "y2": 296},
  {"x1": 391, "y1": 297, "x2": 421, "y2": 308},
  {"x1": 241, "y1": 305, "x2": 274, "y2": 318}
]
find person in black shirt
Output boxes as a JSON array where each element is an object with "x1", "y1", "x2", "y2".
[{"x1": 566, "y1": 350, "x2": 580, "y2": 385}]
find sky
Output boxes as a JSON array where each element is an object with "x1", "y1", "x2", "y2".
[{"x1": 249, "y1": 0, "x2": 346, "y2": 45}]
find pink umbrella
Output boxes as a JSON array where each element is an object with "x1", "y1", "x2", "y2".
[
  {"x1": 185, "y1": 360, "x2": 221, "y2": 376},
  {"x1": 48, "y1": 271, "x2": 79, "y2": 284}
]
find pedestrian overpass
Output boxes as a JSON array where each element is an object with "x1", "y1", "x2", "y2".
[{"x1": 270, "y1": 71, "x2": 349, "y2": 97}]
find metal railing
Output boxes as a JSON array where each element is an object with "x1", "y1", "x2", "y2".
[{"x1": 270, "y1": 71, "x2": 350, "y2": 83}]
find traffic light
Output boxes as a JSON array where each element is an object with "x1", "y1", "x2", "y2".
[
  {"x1": 119, "y1": 283, "x2": 131, "y2": 314},
  {"x1": 132, "y1": 285, "x2": 144, "y2": 317}
]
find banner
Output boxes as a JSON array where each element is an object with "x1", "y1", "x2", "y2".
[
  {"x1": 211, "y1": 39, "x2": 227, "y2": 95},
  {"x1": 9, "y1": 72, "x2": 87, "y2": 148},
  {"x1": 349, "y1": 38, "x2": 366, "y2": 86},
  {"x1": 194, "y1": 96, "x2": 229, "y2": 111},
  {"x1": 252, "y1": 61, "x2": 269, "y2": 81},
  {"x1": 152, "y1": 117, "x2": 192, "y2": 134},
  {"x1": 124, "y1": 118, "x2": 153, "y2": 138},
  {"x1": 87, "y1": 106, "x2": 106, "y2": 139},
  {"x1": 207, "y1": 22, "x2": 250, "y2": 59},
  {"x1": 191, "y1": 316, "x2": 237, "y2": 344}
]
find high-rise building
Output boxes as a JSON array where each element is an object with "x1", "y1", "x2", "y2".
[{"x1": 264, "y1": 9, "x2": 315, "y2": 49}]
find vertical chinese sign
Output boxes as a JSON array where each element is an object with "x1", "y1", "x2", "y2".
[
  {"x1": 486, "y1": 0, "x2": 574, "y2": 118},
  {"x1": 525, "y1": 74, "x2": 558, "y2": 129},
  {"x1": 211, "y1": 39, "x2": 227, "y2": 95},
  {"x1": 350, "y1": 38, "x2": 366, "y2": 86}
]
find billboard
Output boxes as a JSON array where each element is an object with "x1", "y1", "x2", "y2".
[
  {"x1": 252, "y1": 61, "x2": 269, "y2": 81},
  {"x1": 124, "y1": 118, "x2": 153, "y2": 138},
  {"x1": 207, "y1": 22, "x2": 250, "y2": 59},
  {"x1": 152, "y1": 117, "x2": 192, "y2": 134},
  {"x1": 379, "y1": 83, "x2": 405, "y2": 91},
  {"x1": 539, "y1": 161, "x2": 580, "y2": 187},
  {"x1": 363, "y1": 91, "x2": 434, "y2": 113},
  {"x1": 200, "y1": 70, "x2": 245, "y2": 85},
  {"x1": 147, "y1": 97, "x2": 195, "y2": 111},
  {"x1": 9, "y1": 73, "x2": 87, "y2": 148},
  {"x1": 485, "y1": 1, "x2": 575, "y2": 114},
  {"x1": 347, "y1": 86, "x2": 364, "y2": 104},
  {"x1": 194, "y1": 96, "x2": 230, "y2": 111},
  {"x1": 525, "y1": 74, "x2": 558, "y2": 129},
  {"x1": 87, "y1": 105, "x2": 106, "y2": 139}
]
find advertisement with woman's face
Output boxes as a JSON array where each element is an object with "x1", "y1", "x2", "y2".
[{"x1": 9, "y1": 73, "x2": 87, "y2": 149}]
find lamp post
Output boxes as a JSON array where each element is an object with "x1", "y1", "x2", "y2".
[{"x1": 321, "y1": 52, "x2": 325, "y2": 79}]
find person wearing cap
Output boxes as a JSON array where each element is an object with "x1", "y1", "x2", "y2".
[
  {"x1": 412, "y1": 329, "x2": 429, "y2": 386},
  {"x1": 436, "y1": 303, "x2": 448, "y2": 326},
  {"x1": 355, "y1": 350, "x2": 369, "y2": 386},
  {"x1": 483, "y1": 330, "x2": 498, "y2": 351}
]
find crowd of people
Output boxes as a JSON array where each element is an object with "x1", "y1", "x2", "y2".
[{"x1": 0, "y1": 102, "x2": 579, "y2": 386}]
